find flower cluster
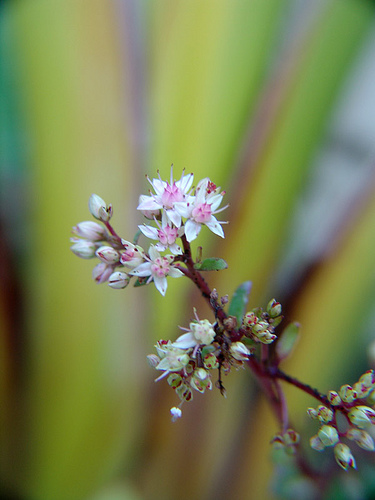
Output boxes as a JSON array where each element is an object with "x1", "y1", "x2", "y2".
[
  {"x1": 70, "y1": 168, "x2": 227, "y2": 296},
  {"x1": 308, "y1": 370, "x2": 375, "y2": 470},
  {"x1": 147, "y1": 308, "x2": 252, "y2": 416}
]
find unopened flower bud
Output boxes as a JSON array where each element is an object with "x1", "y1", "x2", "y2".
[
  {"x1": 267, "y1": 298, "x2": 282, "y2": 318},
  {"x1": 230, "y1": 341, "x2": 251, "y2": 361},
  {"x1": 339, "y1": 384, "x2": 357, "y2": 403},
  {"x1": 96, "y1": 246, "x2": 120, "y2": 264},
  {"x1": 243, "y1": 312, "x2": 257, "y2": 328},
  {"x1": 71, "y1": 240, "x2": 96, "y2": 259},
  {"x1": 318, "y1": 425, "x2": 339, "y2": 447},
  {"x1": 307, "y1": 408, "x2": 318, "y2": 419},
  {"x1": 346, "y1": 428, "x2": 375, "y2": 451},
  {"x1": 327, "y1": 390, "x2": 342, "y2": 406},
  {"x1": 348, "y1": 406, "x2": 375, "y2": 428},
  {"x1": 146, "y1": 354, "x2": 160, "y2": 368},
  {"x1": 317, "y1": 405, "x2": 334, "y2": 423},
  {"x1": 88, "y1": 194, "x2": 112, "y2": 221},
  {"x1": 72, "y1": 221, "x2": 108, "y2": 241},
  {"x1": 283, "y1": 429, "x2": 300, "y2": 446},
  {"x1": 92, "y1": 262, "x2": 113, "y2": 284},
  {"x1": 310, "y1": 435, "x2": 325, "y2": 451},
  {"x1": 170, "y1": 406, "x2": 182, "y2": 422},
  {"x1": 334, "y1": 443, "x2": 356, "y2": 470},
  {"x1": 108, "y1": 271, "x2": 129, "y2": 289},
  {"x1": 253, "y1": 321, "x2": 269, "y2": 333},
  {"x1": 190, "y1": 368, "x2": 212, "y2": 393}
]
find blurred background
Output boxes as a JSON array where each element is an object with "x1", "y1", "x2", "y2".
[{"x1": 2, "y1": 0, "x2": 375, "y2": 498}]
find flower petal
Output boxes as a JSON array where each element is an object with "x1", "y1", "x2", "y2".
[
  {"x1": 205, "y1": 217, "x2": 225, "y2": 238},
  {"x1": 184, "y1": 219, "x2": 201, "y2": 242},
  {"x1": 172, "y1": 332, "x2": 197, "y2": 349},
  {"x1": 154, "y1": 276, "x2": 167, "y2": 296}
]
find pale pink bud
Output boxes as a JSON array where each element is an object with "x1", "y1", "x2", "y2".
[
  {"x1": 96, "y1": 246, "x2": 120, "y2": 264},
  {"x1": 108, "y1": 271, "x2": 129, "y2": 289},
  {"x1": 310, "y1": 435, "x2": 325, "y2": 451},
  {"x1": 230, "y1": 341, "x2": 251, "y2": 361},
  {"x1": 88, "y1": 194, "x2": 113, "y2": 222},
  {"x1": 318, "y1": 425, "x2": 339, "y2": 447},
  {"x1": 334, "y1": 443, "x2": 356, "y2": 470},
  {"x1": 339, "y1": 384, "x2": 357, "y2": 403},
  {"x1": 346, "y1": 428, "x2": 375, "y2": 451},
  {"x1": 71, "y1": 240, "x2": 96, "y2": 259},
  {"x1": 267, "y1": 298, "x2": 282, "y2": 318},
  {"x1": 72, "y1": 221, "x2": 108, "y2": 241},
  {"x1": 92, "y1": 262, "x2": 113, "y2": 284},
  {"x1": 348, "y1": 406, "x2": 375, "y2": 428},
  {"x1": 327, "y1": 390, "x2": 342, "y2": 406}
]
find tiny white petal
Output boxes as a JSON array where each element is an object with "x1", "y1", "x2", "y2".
[
  {"x1": 154, "y1": 276, "x2": 167, "y2": 296},
  {"x1": 184, "y1": 219, "x2": 201, "y2": 242}
]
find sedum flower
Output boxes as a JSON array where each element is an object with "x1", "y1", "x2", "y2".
[
  {"x1": 348, "y1": 405, "x2": 375, "y2": 428},
  {"x1": 178, "y1": 178, "x2": 228, "y2": 242},
  {"x1": 137, "y1": 167, "x2": 194, "y2": 228},
  {"x1": 129, "y1": 245, "x2": 183, "y2": 296},
  {"x1": 138, "y1": 217, "x2": 183, "y2": 255},
  {"x1": 173, "y1": 313, "x2": 216, "y2": 349},
  {"x1": 154, "y1": 345, "x2": 190, "y2": 382}
]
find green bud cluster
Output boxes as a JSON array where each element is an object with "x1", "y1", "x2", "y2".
[
  {"x1": 242, "y1": 298, "x2": 282, "y2": 345},
  {"x1": 308, "y1": 370, "x2": 375, "y2": 470}
]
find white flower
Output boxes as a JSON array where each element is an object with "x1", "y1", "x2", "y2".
[
  {"x1": 154, "y1": 344, "x2": 190, "y2": 382},
  {"x1": 138, "y1": 216, "x2": 184, "y2": 255},
  {"x1": 173, "y1": 312, "x2": 216, "y2": 349},
  {"x1": 170, "y1": 407, "x2": 182, "y2": 422},
  {"x1": 137, "y1": 167, "x2": 193, "y2": 227},
  {"x1": 129, "y1": 245, "x2": 183, "y2": 296},
  {"x1": 178, "y1": 178, "x2": 228, "y2": 242}
]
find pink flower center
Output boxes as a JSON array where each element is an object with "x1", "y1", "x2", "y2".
[
  {"x1": 192, "y1": 203, "x2": 212, "y2": 223},
  {"x1": 161, "y1": 183, "x2": 183, "y2": 208},
  {"x1": 158, "y1": 225, "x2": 178, "y2": 245},
  {"x1": 151, "y1": 257, "x2": 170, "y2": 278}
]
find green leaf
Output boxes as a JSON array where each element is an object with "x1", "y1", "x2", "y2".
[
  {"x1": 228, "y1": 281, "x2": 252, "y2": 323},
  {"x1": 276, "y1": 322, "x2": 300, "y2": 363},
  {"x1": 133, "y1": 277, "x2": 149, "y2": 287},
  {"x1": 194, "y1": 257, "x2": 228, "y2": 271}
]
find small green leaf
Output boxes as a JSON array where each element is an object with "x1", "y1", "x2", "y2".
[
  {"x1": 228, "y1": 281, "x2": 252, "y2": 323},
  {"x1": 133, "y1": 277, "x2": 149, "y2": 287},
  {"x1": 276, "y1": 322, "x2": 300, "y2": 362},
  {"x1": 194, "y1": 257, "x2": 228, "y2": 271}
]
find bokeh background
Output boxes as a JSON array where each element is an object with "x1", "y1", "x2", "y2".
[{"x1": 2, "y1": 0, "x2": 375, "y2": 499}]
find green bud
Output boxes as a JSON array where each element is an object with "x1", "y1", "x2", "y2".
[
  {"x1": 318, "y1": 425, "x2": 339, "y2": 447},
  {"x1": 267, "y1": 298, "x2": 282, "y2": 318},
  {"x1": 334, "y1": 443, "x2": 356, "y2": 471}
]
